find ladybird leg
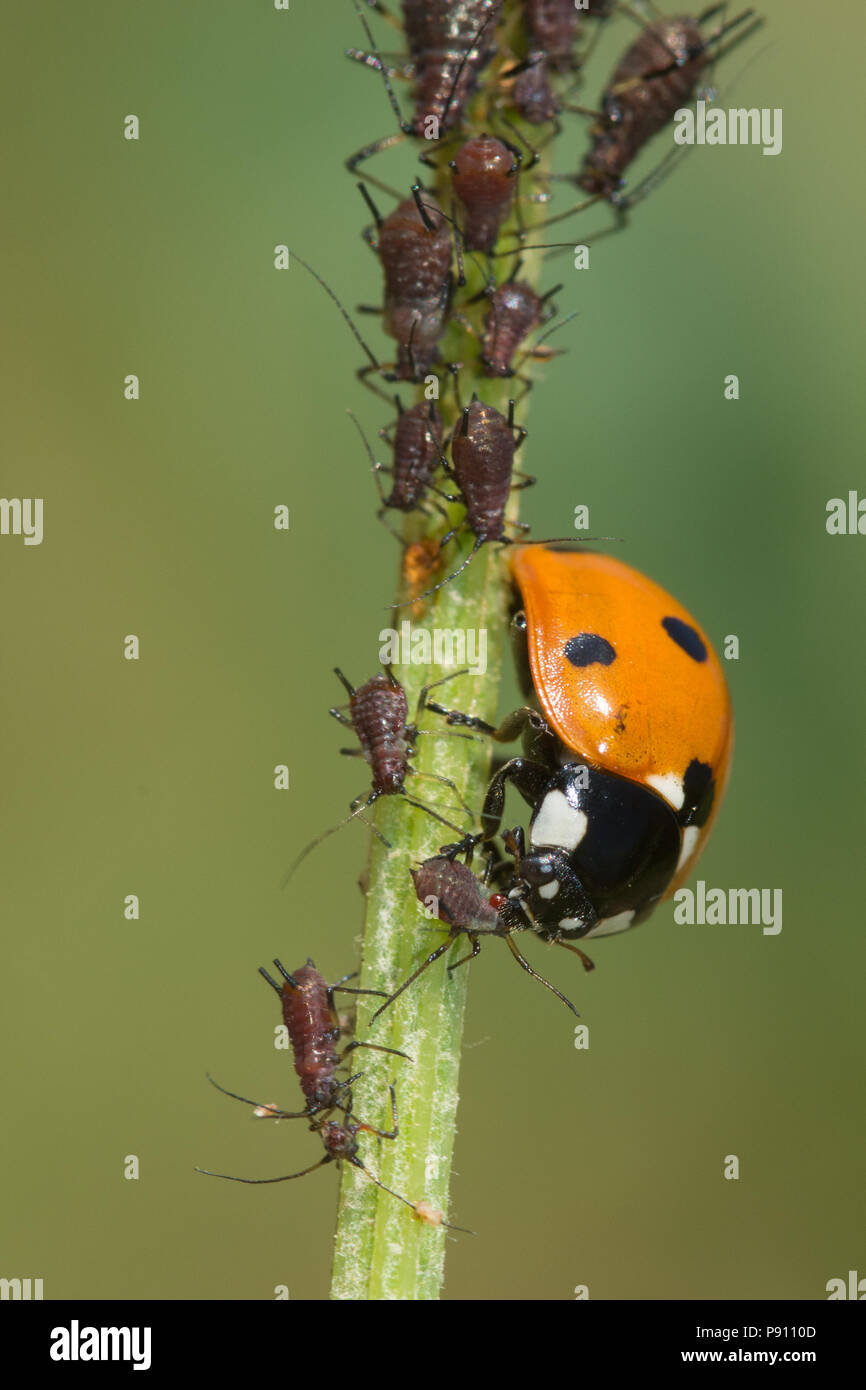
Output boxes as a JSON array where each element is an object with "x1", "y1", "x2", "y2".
[
  {"x1": 370, "y1": 931, "x2": 460, "y2": 1023},
  {"x1": 502, "y1": 934, "x2": 581, "y2": 1018},
  {"x1": 554, "y1": 940, "x2": 596, "y2": 974},
  {"x1": 477, "y1": 756, "x2": 551, "y2": 840},
  {"x1": 446, "y1": 936, "x2": 483, "y2": 973},
  {"x1": 329, "y1": 709, "x2": 354, "y2": 727}
]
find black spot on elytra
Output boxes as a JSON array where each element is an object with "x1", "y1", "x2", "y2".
[
  {"x1": 681, "y1": 759, "x2": 715, "y2": 827},
  {"x1": 565, "y1": 633, "x2": 616, "y2": 667},
  {"x1": 662, "y1": 616, "x2": 707, "y2": 663}
]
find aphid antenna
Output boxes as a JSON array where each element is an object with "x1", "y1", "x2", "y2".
[
  {"x1": 203, "y1": 1072, "x2": 316, "y2": 1121},
  {"x1": 282, "y1": 802, "x2": 391, "y2": 888},
  {"x1": 289, "y1": 249, "x2": 382, "y2": 374}
]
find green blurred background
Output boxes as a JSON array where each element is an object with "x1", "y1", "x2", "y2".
[{"x1": 2, "y1": 0, "x2": 864, "y2": 1301}]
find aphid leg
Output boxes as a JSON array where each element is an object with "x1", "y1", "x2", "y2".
[
  {"x1": 370, "y1": 931, "x2": 460, "y2": 1022},
  {"x1": 446, "y1": 935, "x2": 483, "y2": 973},
  {"x1": 354, "y1": 1083, "x2": 399, "y2": 1140}
]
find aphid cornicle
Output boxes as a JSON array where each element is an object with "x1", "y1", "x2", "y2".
[
  {"x1": 425, "y1": 546, "x2": 734, "y2": 960},
  {"x1": 450, "y1": 136, "x2": 517, "y2": 253},
  {"x1": 288, "y1": 667, "x2": 476, "y2": 877},
  {"x1": 371, "y1": 854, "x2": 584, "y2": 1021},
  {"x1": 578, "y1": 9, "x2": 756, "y2": 200}
]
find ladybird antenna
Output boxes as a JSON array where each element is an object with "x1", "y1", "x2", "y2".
[
  {"x1": 502, "y1": 934, "x2": 580, "y2": 1018},
  {"x1": 290, "y1": 251, "x2": 381, "y2": 372},
  {"x1": 283, "y1": 805, "x2": 391, "y2": 888}
]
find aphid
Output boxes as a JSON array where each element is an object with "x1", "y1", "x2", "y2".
[
  {"x1": 512, "y1": 0, "x2": 581, "y2": 125},
  {"x1": 578, "y1": 7, "x2": 757, "y2": 200},
  {"x1": 197, "y1": 957, "x2": 471, "y2": 1230},
  {"x1": 201, "y1": 958, "x2": 408, "y2": 1122},
  {"x1": 450, "y1": 135, "x2": 518, "y2": 253},
  {"x1": 401, "y1": 396, "x2": 532, "y2": 603},
  {"x1": 260, "y1": 959, "x2": 410, "y2": 1114},
  {"x1": 363, "y1": 186, "x2": 453, "y2": 382},
  {"x1": 371, "y1": 853, "x2": 582, "y2": 1021},
  {"x1": 403, "y1": 0, "x2": 503, "y2": 135},
  {"x1": 346, "y1": 0, "x2": 504, "y2": 189},
  {"x1": 480, "y1": 279, "x2": 552, "y2": 377},
  {"x1": 288, "y1": 667, "x2": 476, "y2": 877},
  {"x1": 349, "y1": 400, "x2": 446, "y2": 537},
  {"x1": 422, "y1": 546, "x2": 733, "y2": 972}
]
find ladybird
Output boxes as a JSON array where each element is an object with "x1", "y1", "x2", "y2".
[{"x1": 428, "y1": 545, "x2": 733, "y2": 943}]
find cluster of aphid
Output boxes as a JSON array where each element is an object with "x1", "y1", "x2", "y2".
[{"x1": 200, "y1": 0, "x2": 755, "y2": 1232}]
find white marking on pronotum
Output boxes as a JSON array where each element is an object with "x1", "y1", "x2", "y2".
[
  {"x1": 646, "y1": 772, "x2": 684, "y2": 811},
  {"x1": 585, "y1": 910, "x2": 635, "y2": 939},
  {"x1": 538, "y1": 880, "x2": 560, "y2": 900},
  {"x1": 531, "y1": 791, "x2": 588, "y2": 851},
  {"x1": 676, "y1": 824, "x2": 701, "y2": 874}
]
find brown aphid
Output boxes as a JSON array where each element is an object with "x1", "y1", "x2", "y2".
[
  {"x1": 513, "y1": 55, "x2": 560, "y2": 126},
  {"x1": 197, "y1": 957, "x2": 472, "y2": 1231},
  {"x1": 451, "y1": 399, "x2": 520, "y2": 545},
  {"x1": 578, "y1": 15, "x2": 714, "y2": 199},
  {"x1": 413, "y1": 854, "x2": 500, "y2": 932},
  {"x1": 378, "y1": 193, "x2": 452, "y2": 380},
  {"x1": 511, "y1": 0, "x2": 584, "y2": 124},
  {"x1": 450, "y1": 136, "x2": 517, "y2": 253},
  {"x1": 346, "y1": 0, "x2": 503, "y2": 191},
  {"x1": 403, "y1": 0, "x2": 503, "y2": 135},
  {"x1": 481, "y1": 281, "x2": 544, "y2": 377},
  {"x1": 371, "y1": 852, "x2": 581, "y2": 1021},
  {"x1": 385, "y1": 400, "x2": 444, "y2": 512},
  {"x1": 204, "y1": 959, "x2": 407, "y2": 1122},
  {"x1": 400, "y1": 397, "x2": 532, "y2": 604},
  {"x1": 287, "y1": 668, "x2": 476, "y2": 878}
]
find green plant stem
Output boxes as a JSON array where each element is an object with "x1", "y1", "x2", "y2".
[{"x1": 330, "y1": 71, "x2": 557, "y2": 1296}]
